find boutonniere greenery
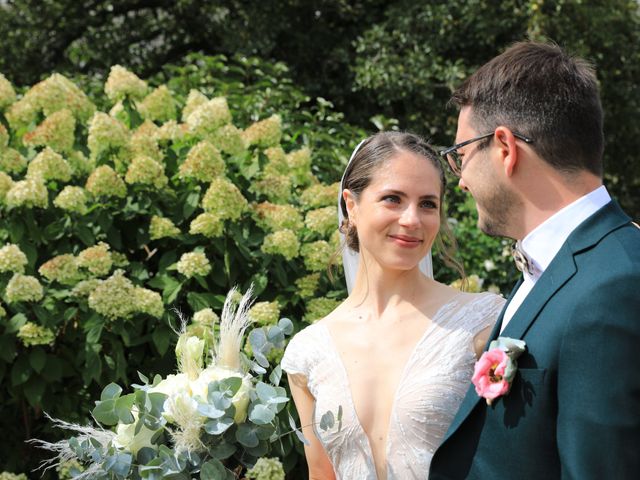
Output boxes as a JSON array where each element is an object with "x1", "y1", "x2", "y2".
[{"x1": 472, "y1": 337, "x2": 526, "y2": 405}]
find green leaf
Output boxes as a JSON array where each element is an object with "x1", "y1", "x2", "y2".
[
  {"x1": 319, "y1": 410, "x2": 335, "y2": 431},
  {"x1": 186, "y1": 292, "x2": 218, "y2": 311},
  {"x1": 151, "y1": 325, "x2": 172, "y2": 355},
  {"x1": 104, "y1": 452, "x2": 132, "y2": 477},
  {"x1": 23, "y1": 375, "x2": 46, "y2": 406},
  {"x1": 115, "y1": 394, "x2": 136, "y2": 424},
  {"x1": 249, "y1": 404, "x2": 275, "y2": 425},
  {"x1": 28, "y1": 347, "x2": 47, "y2": 373},
  {"x1": 6, "y1": 313, "x2": 27, "y2": 334},
  {"x1": 269, "y1": 365, "x2": 282, "y2": 386},
  {"x1": 209, "y1": 441, "x2": 236, "y2": 460},
  {"x1": 92, "y1": 399, "x2": 119, "y2": 426},
  {"x1": 201, "y1": 459, "x2": 228, "y2": 480},
  {"x1": 101, "y1": 383, "x2": 123, "y2": 401},
  {"x1": 236, "y1": 424, "x2": 259, "y2": 447},
  {"x1": 10, "y1": 355, "x2": 30, "y2": 386},
  {"x1": 0, "y1": 334, "x2": 17, "y2": 363},
  {"x1": 203, "y1": 416, "x2": 234, "y2": 435}
]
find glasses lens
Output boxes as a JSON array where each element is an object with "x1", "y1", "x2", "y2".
[{"x1": 445, "y1": 151, "x2": 461, "y2": 176}]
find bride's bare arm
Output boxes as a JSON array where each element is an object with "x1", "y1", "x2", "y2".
[
  {"x1": 287, "y1": 373, "x2": 337, "y2": 480},
  {"x1": 473, "y1": 325, "x2": 493, "y2": 358}
]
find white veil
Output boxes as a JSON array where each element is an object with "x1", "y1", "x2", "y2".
[{"x1": 337, "y1": 138, "x2": 434, "y2": 293}]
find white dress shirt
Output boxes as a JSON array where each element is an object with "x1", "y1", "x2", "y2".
[{"x1": 500, "y1": 185, "x2": 612, "y2": 332}]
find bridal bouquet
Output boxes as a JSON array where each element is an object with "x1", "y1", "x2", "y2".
[{"x1": 33, "y1": 287, "x2": 301, "y2": 479}]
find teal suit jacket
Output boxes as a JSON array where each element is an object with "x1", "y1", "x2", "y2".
[{"x1": 430, "y1": 201, "x2": 640, "y2": 479}]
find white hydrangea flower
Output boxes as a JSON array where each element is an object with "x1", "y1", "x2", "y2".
[
  {"x1": 176, "y1": 252, "x2": 211, "y2": 278},
  {"x1": 0, "y1": 244, "x2": 28, "y2": 274},
  {"x1": 5, "y1": 273, "x2": 44, "y2": 303}
]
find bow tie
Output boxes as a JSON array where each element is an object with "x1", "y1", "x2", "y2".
[{"x1": 511, "y1": 242, "x2": 535, "y2": 276}]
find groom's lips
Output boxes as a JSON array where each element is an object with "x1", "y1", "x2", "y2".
[{"x1": 388, "y1": 234, "x2": 423, "y2": 248}]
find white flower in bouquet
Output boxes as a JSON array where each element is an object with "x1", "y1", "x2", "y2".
[{"x1": 113, "y1": 408, "x2": 158, "y2": 455}]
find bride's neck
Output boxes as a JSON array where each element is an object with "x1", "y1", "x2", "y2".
[{"x1": 348, "y1": 259, "x2": 431, "y2": 316}]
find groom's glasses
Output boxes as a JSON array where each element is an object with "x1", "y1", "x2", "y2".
[{"x1": 439, "y1": 132, "x2": 534, "y2": 176}]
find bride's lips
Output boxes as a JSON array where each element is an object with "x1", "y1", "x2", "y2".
[{"x1": 388, "y1": 234, "x2": 423, "y2": 248}]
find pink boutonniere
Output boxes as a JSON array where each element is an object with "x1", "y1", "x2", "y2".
[{"x1": 472, "y1": 337, "x2": 526, "y2": 405}]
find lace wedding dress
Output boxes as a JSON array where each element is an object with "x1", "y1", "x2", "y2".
[{"x1": 282, "y1": 292, "x2": 505, "y2": 479}]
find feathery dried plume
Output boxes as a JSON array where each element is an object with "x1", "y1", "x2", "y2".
[
  {"x1": 28, "y1": 413, "x2": 115, "y2": 478},
  {"x1": 216, "y1": 285, "x2": 255, "y2": 371}
]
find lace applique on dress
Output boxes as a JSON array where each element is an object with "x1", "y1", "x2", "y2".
[{"x1": 281, "y1": 292, "x2": 505, "y2": 479}]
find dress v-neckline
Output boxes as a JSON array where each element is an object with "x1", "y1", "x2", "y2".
[{"x1": 318, "y1": 293, "x2": 464, "y2": 479}]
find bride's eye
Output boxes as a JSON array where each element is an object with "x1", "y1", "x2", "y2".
[
  {"x1": 420, "y1": 200, "x2": 438, "y2": 209},
  {"x1": 381, "y1": 195, "x2": 401, "y2": 204}
]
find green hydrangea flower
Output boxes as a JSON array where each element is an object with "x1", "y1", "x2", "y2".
[
  {"x1": 125, "y1": 155, "x2": 168, "y2": 189},
  {"x1": 5, "y1": 178, "x2": 48, "y2": 209},
  {"x1": 248, "y1": 301, "x2": 281, "y2": 326},
  {"x1": 88, "y1": 270, "x2": 137, "y2": 320},
  {"x1": 0, "y1": 303, "x2": 6, "y2": 318},
  {"x1": 208, "y1": 124, "x2": 246, "y2": 156},
  {"x1": 189, "y1": 212, "x2": 224, "y2": 238},
  {"x1": 38, "y1": 254, "x2": 83, "y2": 285},
  {"x1": 245, "y1": 457, "x2": 285, "y2": 480},
  {"x1": 155, "y1": 120, "x2": 186, "y2": 144},
  {"x1": 70, "y1": 279, "x2": 102, "y2": 298},
  {"x1": 0, "y1": 172, "x2": 13, "y2": 204},
  {"x1": 66, "y1": 150, "x2": 95, "y2": 178},
  {"x1": 0, "y1": 73, "x2": 17, "y2": 110},
  {"x1": 56, "y1": 459, "x2": 84, "y2": 480},
  {"x1": 242, "y1": 114, "x2": 282, "y2": 148},
  {"x1": 253, "y1": 173, "x2": 291, "y2": 203},
  {"x1": 17, "y1": 322, "x2": 56, "y2": 347},
  {"x1": 304, "y1": 297, "x2": 341, "y2": 323},
  {"x1": 26, "y1": 147, "x2": 72, "y2": 182},
  {"x1": 193, "y1": 308, "x2": 219, "y2": 325},
  {"x1": 149, "y1": 216, "x2": 181, "y2": 240},
  {"x1": 305, "y1": 206, "x2": 337, "y2": 237},
  {"x1": 128, "y1": 121, "x2": 162, "y2": 162},
  {"x1": 6, "y1": 74, "x2": 94, "y2": 130},
  {"x1": 286, "y1": 147, "x2": 313, "y2": 186},
  {"x1": 0, "y1": 124, "x2": 8, "y2": 150},
  {"x1": 252, "y1": 202, "x2": 303, "y2": 233},
  {"x1": 104, "y1": 65, "x2": 148, "y2": 102},
  {"x1": 450, "y1": 274, "x2": 484, "y2": 293},
  {"x1": 176, "y1": 252, "x2": 211, "y2": 278},
  {"x1": 87, "y1": 112, "x2": 129, "y2": 159},
  {"x1": 263, "y1": 146, "x2": 287, "y2": 175},
  {"x1": 179, "y1": 140, "x2": 225, "y2": 182},
  {"x1": 0, "y1": 244, "x2": 28, "y2": 274},
  {"x1": 186, "y1": 97, "x2": 232, "y2": 137},
  {"x1": 85, "y1": 165, "x2": 127, "y2": 198},
  {"x1": 133, "y1": 287, "x2": 164, "y2": 318},
  {"x1": 201, "y1": 177, "x2": 247, "y2": 221},
  {"x1": 23, "y1": 109, "x2": 76, "y2": 153},
  {"x1": 261, "y1": 229, "x2": 300, "y2": 260},
  {"x1": 295, "y1": 273, "x2": 320, "y2": 299},
  {"x1": 181, "y1": 89, "x2": 209, "y2": 121},
  {"x1": 299, "y1": 182, "x2": 340, "y2": 210},
  {"x1": 76, "y1": 242, "x2": 113, "y2": 277},
  {"x1": 301, "y1": 240, "x2": 333, "y2": 272},
  {"x1": 54, "y1": 186, "x2": 89, "y2": 214},
  {"x1": 5, "y1": 273, "x2": 44, "y2": 303},
  {"x1": 137, "y1": 85, "x2": 176, "y2": 122},
  {"x1": 0, "y1": 148, "x2": 27, "y2": 174}
]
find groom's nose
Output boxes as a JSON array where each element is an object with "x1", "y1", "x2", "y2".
[{"x1": 458, "y1": 177, "x2": 469, "y2": 192}]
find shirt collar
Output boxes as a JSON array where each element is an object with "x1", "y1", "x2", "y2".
[{"x1": 520, "y1": 185, "x2": 611, "y2": 280}]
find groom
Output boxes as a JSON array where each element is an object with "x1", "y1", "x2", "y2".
[{"x1": 430, "y1": 41, "x2": 640, "y2": 478}]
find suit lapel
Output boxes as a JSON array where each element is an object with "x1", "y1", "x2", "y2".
[{"x1": 440, "y1": 200, "x2": 631, "y2": 445}]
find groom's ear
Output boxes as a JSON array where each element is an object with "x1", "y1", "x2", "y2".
[{"x1": 494, "y1": 127, "x2": 519, "y2": 177}]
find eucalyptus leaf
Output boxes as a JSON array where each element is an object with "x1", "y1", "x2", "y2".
[
  {"x1": 249, "y1": 404, "x2": 275, "y2": 425},
  {"x1": 204, "y1": 416, "x2": 234, "y2": 435},
  {"x1": 319, "y1": 411, "x2": 335, "y2": 431},
  {"x1": 92, "y1": 399, "x2": 119, "y2": 426},
  {"x1": 236, "y1": 424, "x2": 259, "y2": 448},
  {"x1": 209, "y1": 441, "x2": 236, "y2": 460},
  {"x1": 100, "y1": 383, "x2": 123, "y2": 401},
  {"x1": 201, "y1": 459, "x2": 228, "y2": 480}
]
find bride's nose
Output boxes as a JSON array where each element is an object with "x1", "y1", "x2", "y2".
[{"x1": 398, "y1": 204, "x2": 420, "y2": 227}]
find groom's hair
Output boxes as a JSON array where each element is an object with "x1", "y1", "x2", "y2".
[{"x1": 451, "y1": 40, "x2": 604, "y2": 177}]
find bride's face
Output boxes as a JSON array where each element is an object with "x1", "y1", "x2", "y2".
[{"x1": 344, "y1": 150, "x2": 442, "y2": 272}]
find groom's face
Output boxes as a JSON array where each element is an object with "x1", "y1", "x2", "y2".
[{"x1": 456, "y1": 107, "x2": 518, "y2": 238}]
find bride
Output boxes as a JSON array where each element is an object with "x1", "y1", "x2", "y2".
[{"x1": 282, "y1": 132, "x2": 505, "y2": 479}]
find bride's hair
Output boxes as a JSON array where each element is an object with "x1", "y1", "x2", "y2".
[{"x1": 338, "y1": 131, "x2": 464, "y2": 278}]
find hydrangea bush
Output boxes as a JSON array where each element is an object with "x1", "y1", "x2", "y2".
[{"x1": 0, "y1": 55, "x2": 364, "y2": 477}]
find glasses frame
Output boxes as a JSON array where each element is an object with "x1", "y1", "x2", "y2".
[{"x1": 439, "y1": 131, "x2": 534, "y2": 176}]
